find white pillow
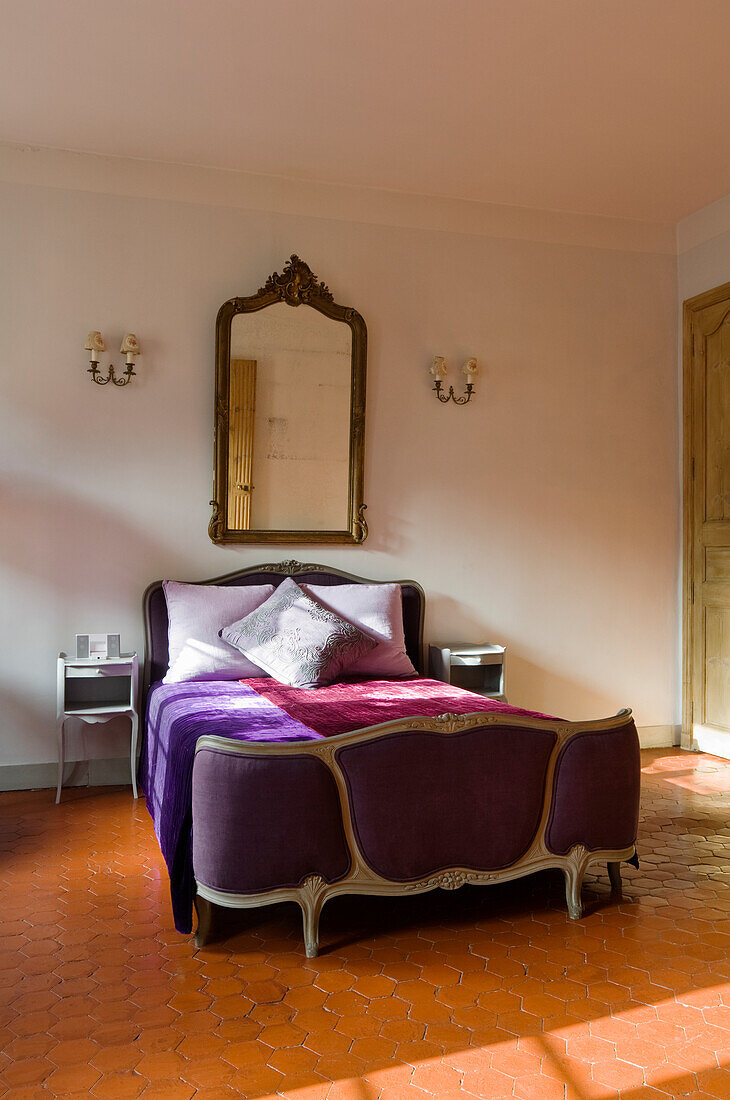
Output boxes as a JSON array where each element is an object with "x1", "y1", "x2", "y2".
[
  {"x1": 162, "y1": 581, "x2": 275, "y2": 683},
  {"x1": 301, "y1": 582, "x2": 416, "y2": 679}
]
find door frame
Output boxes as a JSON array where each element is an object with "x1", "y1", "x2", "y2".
[{"x1": 682, "y1": 279, "x2": 730, "y2": 748}]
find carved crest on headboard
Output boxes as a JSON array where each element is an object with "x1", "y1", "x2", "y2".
[
  {"x1": 258, "y1": 255, "x2": 334, "y2": 305},
  {"x1": 258, "y1": 560, "x2": 332, "y2": 575}
]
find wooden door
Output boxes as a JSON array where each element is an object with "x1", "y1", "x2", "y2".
[
  {"x1": 227, "y1": 359, "x2": 256, "y2": 530},
  {"x1": 684, "y1": 282, "x2": 730, "y2": 753}
]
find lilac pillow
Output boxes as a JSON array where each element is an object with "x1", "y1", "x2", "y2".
[
  {"x1": 220, "y1": 577, "x2": 377, "y2": 689},
  {"x1": 162, "y1": 581, "x2": 274, "y2": 684},
  {"x1": 302, "y1": 582, "x2": 416, "y2": 679}
]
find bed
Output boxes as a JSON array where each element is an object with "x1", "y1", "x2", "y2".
[{"x1": 141, "y1": 560, "x2": 640, "y2": 957}]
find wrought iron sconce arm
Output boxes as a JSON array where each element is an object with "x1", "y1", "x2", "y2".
[
  {"x1": 87, "y1": 361, "x2": 136, "y2": 386},
  {"x1": 432, "y1": 379, "x2": 474, "y2": 404}
]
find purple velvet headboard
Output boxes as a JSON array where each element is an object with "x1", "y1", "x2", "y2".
[{"x1": 142, "y1": 561, "x2": 425, "y2": 701}]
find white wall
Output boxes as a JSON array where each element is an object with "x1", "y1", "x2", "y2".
[
  {"x1": 678, "y1": 194, "x2": 730, "y2": 302},
  {"x1": 0, "y1": 145, "x2": 679, "y2": 772}
]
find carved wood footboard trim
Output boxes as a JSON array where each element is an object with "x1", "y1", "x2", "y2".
[{"x1": 193, "y1": 708, "x2": 637, "y2": 957}]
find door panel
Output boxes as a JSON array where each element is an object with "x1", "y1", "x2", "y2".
[
  {"x1": 685, "y1": 285, "x2": 730, "y2": 751},
  {"x1": 705, "y1": 608, "x2": 730, "y2": 729},
  {"x1": 706, "y1": 548, "x2": 730, "y2": 579},
  {"x1": 705, "y1": 322, "x2": 730, "y2": 521}
]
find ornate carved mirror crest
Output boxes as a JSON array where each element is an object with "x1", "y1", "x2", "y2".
[{"x1": 210, "y1": 256, "x2": 367, "y2": 544}]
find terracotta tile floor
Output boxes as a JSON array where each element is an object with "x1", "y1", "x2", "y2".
[{"x1": 2, "y1": 748, "x2": 730, "y2": 1099}]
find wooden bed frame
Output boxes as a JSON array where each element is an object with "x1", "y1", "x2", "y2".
[{"x1": 143, "y1": 560, "x2": 640, "y2": 956}]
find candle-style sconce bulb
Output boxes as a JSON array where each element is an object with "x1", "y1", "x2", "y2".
[
  {"x1": 84, "y1": 331, "x2": 105, "y2": 363},
  {"x1": 120, "y1": 333, "x2": 141, "y2": 365},
  {"x1": 429, "y1": 355, "x2": 448, "y2": 383}
]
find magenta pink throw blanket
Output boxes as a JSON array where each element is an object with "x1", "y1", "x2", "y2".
[{"x1": 244, "y1": 676, "x2": 553, "y2": 736}]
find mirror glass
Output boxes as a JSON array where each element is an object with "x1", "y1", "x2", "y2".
[
  {"x1": 210, "y1": 255, "x2": 367, "y2": 545},
  {"x1": 228, "y1": 304, "x2": 351, "y2": 531}
]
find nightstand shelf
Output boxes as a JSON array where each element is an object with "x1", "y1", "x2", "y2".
[
  {"x1": 63, "y1": 703, "x2": 133, "y2": 715},
  {"x1": 429, "y1": 643, "x2": 506, "y2": 701},
  {"x1": 56, "y1": 652, "x2": 139, "y2": 803}
]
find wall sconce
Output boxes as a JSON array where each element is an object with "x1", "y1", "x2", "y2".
[
  {"x1": 429, "y1": 356, "x2": 478, "y2": 404},
  {"x1": 84, "y1": 331, "x2": 141, "y2": 386}
]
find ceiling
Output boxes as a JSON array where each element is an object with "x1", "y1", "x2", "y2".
[{"x1": 2, "y1": 0, "x2": 730, "y2": 223}]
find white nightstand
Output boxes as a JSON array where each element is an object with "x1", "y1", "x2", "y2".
[
  {"x1": 429, "y1": 643, "x2": 506, "y2": 701},
  {"x1": 56, "y1": 652, "x2": 139, "y2": 803}
]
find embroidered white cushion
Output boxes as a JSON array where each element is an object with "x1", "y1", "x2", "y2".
[
  {"x1": 162, "y1": 581, "x2": 275, "y2": 683},
  {"x1": 221, "y1": 577, "x2": 377, "y2": 689}
]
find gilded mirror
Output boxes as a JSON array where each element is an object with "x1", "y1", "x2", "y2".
[{"x1": 209, "y1": 256, "x2": 367, "y2": 544}]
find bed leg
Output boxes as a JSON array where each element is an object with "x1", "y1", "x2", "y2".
[
  {"x1": 563, "y1": 850, "x2": 586, "y2": 920},
  {"x1": 298, "y1": 877, "x2": 328, "y2": 958},
  {"x1": 563, "y1": 868, "x2": 583, "y2": 919},
  {"x1": 608, "y1": 861, "x2": 622, "y2": 892},
  {"x1": 194, "y1": 894, "x2": 214, "y2": 947},
  {"x1": 300, "y1": 901, "x2": 320, "y2": 959}
]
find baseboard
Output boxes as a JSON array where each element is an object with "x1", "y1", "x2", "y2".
[
  {"x1": 637, "y1": 724, "x2": 681, "y2": 749},
  {"x1": 0, "y1": 758, "x2": 131, "y2": 793}
]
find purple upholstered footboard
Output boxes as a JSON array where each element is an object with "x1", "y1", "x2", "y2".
[
  {"x1": 192, "y1": 709, "x2": 640, "y2": 956},
  {"x1": 335, "y1": 726, "x2": 557, "y2": 880},
  {"x1": 546, "y1": 723, "x2": 641, "y2": 855},
  {"x1": 193, "y1": 752, "x2": 351, "y2": 895},
  {"x1": 144, "y1": 676, "x2": 549, "y2": 932}
]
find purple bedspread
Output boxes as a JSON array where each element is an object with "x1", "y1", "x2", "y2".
[
  {"x1": 249, "y1": 675, "x2": 551, "y2": 735},
  {"x1": 140, "y1": 681, "x2": 321, "y2": 932}
]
